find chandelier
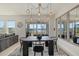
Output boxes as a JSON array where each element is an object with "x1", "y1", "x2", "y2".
[
  {"x1": 38, "y1": 3, "x2": 41, "y2": 16},
  {"x1": 26, "y1": 3, "x2": 53, "y2": 21}
]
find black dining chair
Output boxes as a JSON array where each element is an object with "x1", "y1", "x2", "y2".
[
  {"x1": 33, "y1": 42, "x2": 44, "y2": 56},
  {"x1": 45, "y1": 41, "x2": 48, "y2": 47}
]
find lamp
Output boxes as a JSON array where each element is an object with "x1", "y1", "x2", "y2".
[
  {"x1": 38, "y1": 3, "x2": 41, "y2": 16},
  {"x1": 38, "y1": 11, "x2": 41, "y2": 16},
  {"x1": 30, "y1": 8, "x2": 33, "y2": 21},
  {"x1": 26, "y1": 3, "x2": 53, "y2": 22},
  {"x1": 49, "y1": 3, "x2": 53, "y2": 16}
]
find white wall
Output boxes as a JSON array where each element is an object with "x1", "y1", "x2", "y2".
[
  {"x1": 15, "y1": 15, "x2": 26, "y2": 38},
  {"x1": 55, "y1": 4, "x2": 79, "y2": 19},
  {"x1": 49, "y1": 15, "x2": 56, "y2": 37}
]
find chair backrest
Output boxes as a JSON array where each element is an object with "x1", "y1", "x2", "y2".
[
  {"x1": 33, "y1": 45, "x2": 44, "y2": 52},
  {"x1": 33, "y1": 41, "x2": 44, "y2": 46},
  {"x1": 33, "y1": 41, "x2": 44, "y2": 52}
]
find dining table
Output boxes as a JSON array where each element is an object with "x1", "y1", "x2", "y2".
[{"x1": 21, "y1": 36, "x2": 56, "y2": 56}]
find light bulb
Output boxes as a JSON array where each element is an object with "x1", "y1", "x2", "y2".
[
  {"x1": 38, "y1": 12, "x2": 41, "y2": 16},
  {"x1": 49, "y1": 11, "x2": 52, "y2": 16},
  {"x1": 26, "y1": 9, "x2": 30, "y2": 13}
]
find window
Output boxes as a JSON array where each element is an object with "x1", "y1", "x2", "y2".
[
  {"x1": 37, "y1": 24, "x2": 42, "y2": 29},
  {"x1": 61, "y1": 24, "x2": 64, "y2": 28},
  {"x1": 41, "y1": 24, "x2": 46, "y2": 29},
  {"x1": 28, "y1": 23, "x2": 47, "y2": 35},
  {"x1": 58, "y1": 24, "x2": 60, "y2": 29},
  {"x1": 69, "y1": 23, "x2": 72, "y2": 29},
  {"x1": 59, "y1": 23, "x2": 64, "y2": 31},
  {"x1": 29, "y1": 24, "x2": 34, "y2": 29},
  {"x1": 7, "y1": 20, "x2": 15, "y2": 33},
  {"x1": 0, "y1": 20, "x2": 4, "y2": 31},
  {"x1": 75, "y1": 21, "x2": 79, "y2": 35},
  {"x1": 33, "y1": 24, "x2": 36, "y2": 29},
  {"x1": 37, "y1": 24, "x2": 47, "y2": 34},
  {"x1": 69, "y1": 23, "x2": 74, "y2": 29},
  {"x1": 76, "y1": 22, "x2": 79, "y2": 28}
]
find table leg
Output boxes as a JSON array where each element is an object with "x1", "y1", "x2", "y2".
[
  {"x1": 48, "y1": 40, "x2": 54, "y2": 56},
  {"x1": 23, "y1": 41, "x2": 29, "y2": 56}
]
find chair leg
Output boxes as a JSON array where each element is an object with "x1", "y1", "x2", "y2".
[
  {"x1": 20, "y1": 47, "x2": 21, "y2": 52},
  {"x1": 41, "y1": 52, "x2": 43, "y2": 56},
  {"x1": 34, "y1": 52, "x2": 36, "y2": 56},
  {"x1": 55, "y1": 41, "x2": 58, "y2": 52},
  {"x1": 20, "y1": 44, "x2": 23, "y2": 52}
]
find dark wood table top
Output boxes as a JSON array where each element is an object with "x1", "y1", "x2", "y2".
[{"x1": 21, "y1": 36, "x2": 56, "y2": 42}]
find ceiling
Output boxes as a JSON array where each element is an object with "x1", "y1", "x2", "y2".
[{"x1": 0, "y1": 3, "x2": 78, "y2": 15}]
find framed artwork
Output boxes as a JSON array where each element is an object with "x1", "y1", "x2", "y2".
[{"x1": 17, "y1": 22, "x2": 23, "y2": 28}]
